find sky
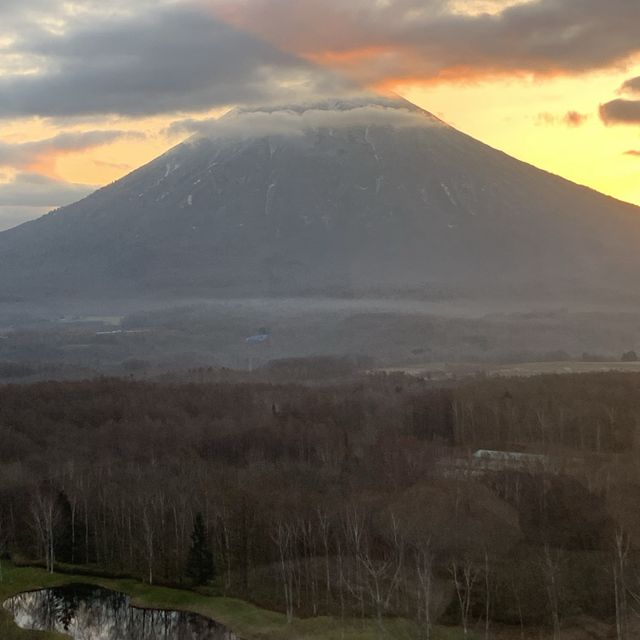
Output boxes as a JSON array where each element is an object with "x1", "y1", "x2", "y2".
[{"x1": 0, "y1": 0, "x2": 639, "y2": 231}]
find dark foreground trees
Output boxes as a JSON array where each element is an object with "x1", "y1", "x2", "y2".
[
  {"x1": 1, "y1": 374, "x2": 640, "y2": 635},
  {"x1": 186, "y1": 513, "x2": 215, "y2": 586}
]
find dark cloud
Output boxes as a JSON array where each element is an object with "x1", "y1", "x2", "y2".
[
  {"x1": 0, "y1": 4, "x2": 346, "y2": 119},
  {"x1": 599, "y1": 75, "x2": 640, "y2": 126},
  {"x1": 621, "y1": 76, "x2": 640, "y2": 95},
  {"x1": 2, "y1": 0, "x2": 637, "y2": 122},
  {"x1": 216, "y1": 0, "x2": 640, "y2": 82},
  {"x1": 415, "y1": 0, "x2": 640, "y2": 76},
  {"x1": 0, "y1": 173, "x2": 95, "y2": 208},
  {"x1": 600, "y1": 99, "x2": 640, "y2": 125},
  {"x1": 0, "y1": 130, "x2": 144, "y2": 169}
]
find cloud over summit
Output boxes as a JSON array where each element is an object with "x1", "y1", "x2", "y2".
[{"x1": 170, "y1": 99, "x2": 439, "y2": 140}]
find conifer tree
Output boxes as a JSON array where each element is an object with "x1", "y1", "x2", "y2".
[
  {"x1": 186, "y1": 513, "x2": 215, "y2": 585},
  {"x1": 54, "y1": 491, "x2": 74, "y2": 564}
]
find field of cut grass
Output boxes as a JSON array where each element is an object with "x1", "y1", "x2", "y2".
[{"x1": 0, "y1": 561, "x2": 473, "y2": 640}]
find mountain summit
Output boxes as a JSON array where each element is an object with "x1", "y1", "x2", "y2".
[{"x1": 1, "y1": 97, "x2": 639, "y2": 302}]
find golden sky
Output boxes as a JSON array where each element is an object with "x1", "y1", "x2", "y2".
[
  {"x1": 403, "y1": 67, "x2": 640, "y2": 207},
  {"x1": 0, "y1": 0, "x2": 639, "y2": 229}
]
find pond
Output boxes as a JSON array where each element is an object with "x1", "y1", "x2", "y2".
[{"x1": 3, "y1": 584, "x2": 240, "y2": 639}]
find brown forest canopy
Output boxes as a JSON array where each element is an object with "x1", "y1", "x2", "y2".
[{"x1": 2, "y1": 373, "x2": 640, "y2": 632}]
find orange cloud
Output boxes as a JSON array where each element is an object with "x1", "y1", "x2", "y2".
[
  {"x1": 536, "y1": 110, "x2": 589, "y2": 128},
  {"x1": 211, "y1": 0, "x2": 640, "y2": 88},
  {"x1": 306, "y1": 46, "x2": 396, "y2": 67},
  {"x1": 0, "y1": 131, "x2": 145, "y2": 179}
]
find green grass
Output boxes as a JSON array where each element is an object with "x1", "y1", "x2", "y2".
[
  {"x1": 0, "y1": 563, "x2": 72, "y2": 639},
  {"x1": 0, "y1": 560, "x2": 473, "y2": 639}
]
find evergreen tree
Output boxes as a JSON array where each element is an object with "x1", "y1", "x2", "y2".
[
  {"x1": 54, "y1": 491, "x2": 74, "y2": 564},
  {"x1": 186, "y1": 513, "x2": 215, "y2": 585}
]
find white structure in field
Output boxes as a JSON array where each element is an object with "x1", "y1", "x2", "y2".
[{"x1": 472, "y1": 449, "x2": 548, "y2": 472}]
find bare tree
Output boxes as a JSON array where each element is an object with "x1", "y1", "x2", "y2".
[
  {"x1": 415, "y1": 541, "x2": 434, "y2": 640},
  {"x1": 0, "y1": 516, "x2": 6, "y2": 583},
  {"x1": 356, "y1": 513, "x2": 405, "y2": 631},
  {"x1": 541, "y1": 544, "x2": 563, "y2": 640},
  {"x1": 613, "y1": 528, "x2": 631, "y2": 640},
  {"x1": 317, "y1": 507, "x2": 332, "y2": 604},
  {"x1": 450, "y1": 557, "x2": 480, "y2": 637},
  {"x1": 272, "y1": 521, "x2": 296, "y2": 624},
  {"x1": 483, "y1": 550, "x2": 491, "y2": 640},
  {"x1": 30, "y1": 488, "x2": 59, "y2": 573},
  {"x1": 141, "y1": 503, "x2": 155, "y2": 585}
]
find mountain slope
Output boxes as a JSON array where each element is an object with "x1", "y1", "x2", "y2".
[{"x1": 1, "y1": 97, "x2": 639, "y2": 302}]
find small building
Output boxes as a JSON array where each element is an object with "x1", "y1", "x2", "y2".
[{"x1": 472, "y1": 449, "x2": 548, "y2": 472}]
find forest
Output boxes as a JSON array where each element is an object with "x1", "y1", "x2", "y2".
[{"x1": 2, "y1": 372, "x2": 640, "y2": 638}]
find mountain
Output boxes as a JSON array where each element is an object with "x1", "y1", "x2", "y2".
[{"x1": 1, "y1": 96, "x2": 640, "y2": 303}]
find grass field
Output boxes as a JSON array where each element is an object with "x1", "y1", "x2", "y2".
[{"x1": 0, "y1": 561, "x2": 474, "y2": 640}]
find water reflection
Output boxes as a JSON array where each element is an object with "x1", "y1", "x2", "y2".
[{"x1": 3, "y1": 584, "x2": 239, "y2": 639}]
